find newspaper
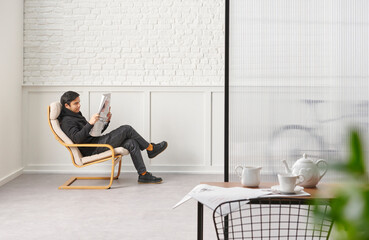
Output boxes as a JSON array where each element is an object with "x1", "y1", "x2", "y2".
[
  {"x1": 89, "y1": 93, "x2": 111, "y2": 137},
  {"x1": 173, "y1": 184, "x2": 311, "y2": 215},
  {"x1": 173, "y1": 184, "x2": 269, "y2": 215}
]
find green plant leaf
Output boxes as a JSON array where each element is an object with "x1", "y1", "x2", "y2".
[
  {"x1": 347, "y1": 129, "x2": 366, "y2": 176},
  {"x1": 314, "y1": 129, "x2": 369, "y2": 239}
]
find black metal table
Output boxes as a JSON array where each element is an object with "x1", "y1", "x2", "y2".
[{"x1": 196, "y1": 182, "x2": 333, "y2": 240}]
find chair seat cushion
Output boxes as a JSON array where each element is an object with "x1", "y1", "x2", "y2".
[{"x1": 81, "y1": 147, "x2": 129, "y2": 164}]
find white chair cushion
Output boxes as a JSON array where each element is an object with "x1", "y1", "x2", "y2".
[
  {"x1": 50, "y1": 102, "x2": 62, "y2": 120},
  {"x1": 81, "y1": 147, "x2": 129, "y2": 164},
  {"x1": 49, "y1": 102, "x2": 129, "y2": 166},
  {"x1": 51, "y1": 118, "x2": 84, "y2": 165}
]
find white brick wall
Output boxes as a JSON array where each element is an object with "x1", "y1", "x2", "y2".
[{"x1": 24, "y1": 0, "x2": 225, "y2": 86}]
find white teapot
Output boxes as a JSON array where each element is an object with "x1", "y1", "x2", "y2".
[{"x1": 282, "y1": 153, "x2": 328, "y2": 187}]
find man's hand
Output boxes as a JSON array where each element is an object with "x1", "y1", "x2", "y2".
[
  {"x1": 107, "y1": 107, "x2": 112, "y2": 122},
  {"x1": 89, "y1": 113, "x2": 100, "y2": 125}
]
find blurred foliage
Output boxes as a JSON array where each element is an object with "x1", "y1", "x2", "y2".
[{"x1": 314, "y1": 129, "x2": 369, "y2": 240}]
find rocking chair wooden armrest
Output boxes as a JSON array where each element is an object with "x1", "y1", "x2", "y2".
[
  {"x1": 53, "y1": 137, "x2": 122, "y2": 167},
  {"x1": 62, "y1": 143, "x2": 116, "y2": 158}
]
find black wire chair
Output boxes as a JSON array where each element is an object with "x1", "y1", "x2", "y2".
[{"x1": 213, "y1": 198, "x2": 334, "y2": 240}]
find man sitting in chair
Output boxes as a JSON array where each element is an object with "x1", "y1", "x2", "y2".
[{"x1": 58, "y1": 91, "x2": 167, "y2": 184}]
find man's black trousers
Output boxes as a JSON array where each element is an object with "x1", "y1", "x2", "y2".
[{"x1": 91, "y1": 125, "x2": 149, "y2": 175}]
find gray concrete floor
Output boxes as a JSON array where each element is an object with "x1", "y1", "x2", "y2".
[{"x1": 0, "y1": 173, "x2": 223, "y2": 240}]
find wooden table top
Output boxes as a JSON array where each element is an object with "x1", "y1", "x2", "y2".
[{"x1": 201, "y1": 182, "x2": 337, "y2": 199}]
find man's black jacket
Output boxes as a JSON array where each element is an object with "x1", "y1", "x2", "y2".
[{"x1": 59, "y1": 107, "x2": 109, "y2": 156}]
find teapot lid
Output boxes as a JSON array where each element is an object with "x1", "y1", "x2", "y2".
[{"x1": 297, "y1": 153, "x2": 312, "y2": 163}]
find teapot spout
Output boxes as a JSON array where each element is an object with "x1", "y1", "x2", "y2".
[{"x1": 282, "y1": 160, "x2": 292, "y2": 174}]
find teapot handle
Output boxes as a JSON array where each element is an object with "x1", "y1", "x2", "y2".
[
  {"x1": 316, "y1": 159, "x2": 328, "y2": 180},
  {"x1": 235, "y1": 166, "x2": 243, "y2": 178}
]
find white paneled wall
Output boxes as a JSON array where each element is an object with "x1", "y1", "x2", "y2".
[
  {"x1": 90, "y1": 91, "x2": 146, "y2": 136},
  {"x1": 212, "y1": 92, "x2": 225, "y2": 167},
  {"x1": 0, "y1": 0, "x2": 23, "y2": 186},
  {"x1": 23, "y1": 86, "x2": 224, "y2": 173}
]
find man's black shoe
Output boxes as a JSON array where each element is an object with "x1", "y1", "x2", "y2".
[
  {"x1": 147, "y1": 141, "x2": 168, "y2": 159},
  {"x1": 138, "y1": 172, "x2": 163, "y2": 184}
]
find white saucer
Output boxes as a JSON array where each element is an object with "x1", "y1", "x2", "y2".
[{"x1": 271, "y1": 185, "x2": 304, "y2": 194}]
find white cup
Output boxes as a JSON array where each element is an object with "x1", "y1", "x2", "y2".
[
  {"x1": 277, "y1": 173, "x2": 305, "y2": 193},
  {"x1": 235, "y1": 166, "x2": 262, "y2": 187}
]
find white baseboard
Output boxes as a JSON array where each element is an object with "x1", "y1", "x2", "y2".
[
  {"x1": 0, "y1": 168, "x2": 24, "y2": 187},
  {"x1": 23, "y1": 164, "x2": 223, "y2": 175}
]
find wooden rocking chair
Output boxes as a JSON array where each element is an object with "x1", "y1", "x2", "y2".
[{"x1": 48, "y1": 102, "x2": 129, "y2": 189}]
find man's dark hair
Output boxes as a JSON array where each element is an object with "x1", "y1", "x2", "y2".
[{"x1": 60, "y1": 91, "x2": 80, "y2": 108}]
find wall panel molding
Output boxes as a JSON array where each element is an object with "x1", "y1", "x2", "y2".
[{"x1": 22, "y1": 86, "x2": 224, "y2": 174}]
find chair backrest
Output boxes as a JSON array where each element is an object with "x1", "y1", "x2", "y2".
[
  {"x1": 213, "y1": 198, "x2": 333, "y2": 240},
  {"x1": 48, "y1": 102, "x2": 84, "y2": 166}
]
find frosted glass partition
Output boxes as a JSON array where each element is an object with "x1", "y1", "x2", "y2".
[{"x1": 228, "y1": 0, "x2": 369, "y2": 182}]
